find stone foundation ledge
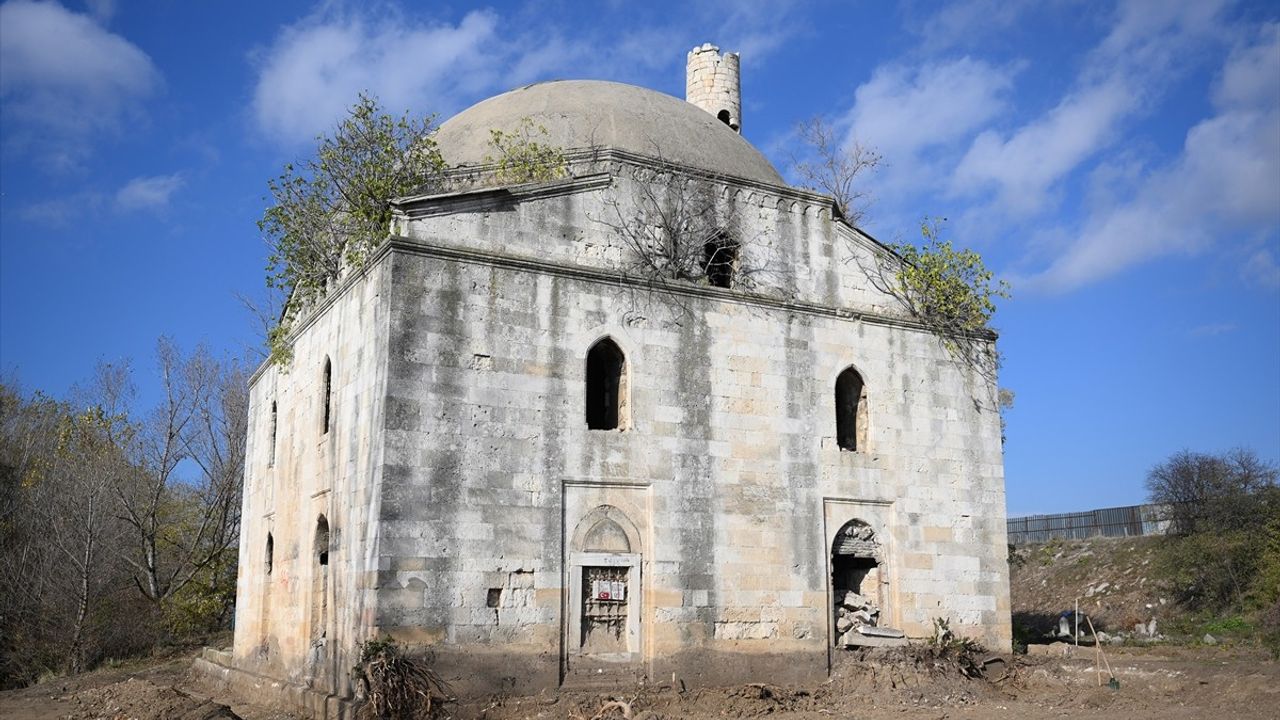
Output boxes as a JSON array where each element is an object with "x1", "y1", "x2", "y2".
[{"x1": 191, "y1": 648, "x2": 355, "y2": 720}]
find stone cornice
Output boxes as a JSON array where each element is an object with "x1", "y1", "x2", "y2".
[
  {"x1": 382, "y1": 235, "x2": 995, "y2": 339},
  {"x1": 390, "y1": 173, "x2": 613, "y2": 218}
]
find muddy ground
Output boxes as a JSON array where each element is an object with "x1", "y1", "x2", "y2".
[{"x1": 1, "y1": 644, "x2": 1276, "y2": 720}]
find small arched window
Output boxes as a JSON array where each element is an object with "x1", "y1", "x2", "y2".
[
  {"x1": 835, "y1": 367, "x2": 867, "y2": 452},
  {"x1": 315, "y1": 515, "x2": 330, "y2": 566},
  {"x1": 586, "y1": 338, "x2": 627, "y2": 431},
  {"x1": 704, "y1": 234, "x2": 738, "y2": 288},
  {"x1": 321, "y1": 357, "x2": 332, "y2": 435},
  {"x1": 717, "y1": 109, "x2": 732, "y2": 127},
  {"x1": 265, "y1": 532, "x2": 274, "y2": 575},
  {"x1": 268, "y1": 400, "x2": 277, "y2": 467}
]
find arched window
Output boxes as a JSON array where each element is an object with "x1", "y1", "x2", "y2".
[
  {"x1": 315, "y1": 515, "x2": 330, "y2": 566},
  {"x1": 265, "y1": 532, "x2": 274, "y2": 575},
  {"x1": 321, "y1": 357, "x2": 332, "y2": 435},
  {"x1": 704, "y1": 234, "x2": 738, "y2": 288},
  {"x1": 586, "y1": 338, "x2": 627, "y2": 430},
  {"x1": 835, "y1": 367, "x2": 867, "y2": 452},
  {"x1": 268, "y1": 400, "x2": 277, "y2": 467}
]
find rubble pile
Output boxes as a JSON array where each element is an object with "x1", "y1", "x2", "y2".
[{"x1": 834, "y1": 591, "x2": 880, "y2": 646}]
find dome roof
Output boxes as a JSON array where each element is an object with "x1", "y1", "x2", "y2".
[{"x1": 435, "y1": 80, "x2": 785, "y2": 186}]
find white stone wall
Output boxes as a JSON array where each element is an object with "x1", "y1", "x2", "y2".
[
  {"x1": 233, "y1": 261, "x2": 392, "y2": 697},
  {"x1": 375, "y1": 164, "x2": 1010, "y2": 689},
  {"x1": 230, "y1": 159, "x2": 1011, "y2": 700},
  {"x1": 397, "y1": 165, "x2": 911, "y2": 321}
]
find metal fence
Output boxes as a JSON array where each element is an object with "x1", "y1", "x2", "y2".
[{"x1": 1006, "y1": 503, "x2": 1170, "y2": 544}]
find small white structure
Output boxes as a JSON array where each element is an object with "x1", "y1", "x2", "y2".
[{"x1": 199, "y1": 44, "x2": 1011, "y2": 717}]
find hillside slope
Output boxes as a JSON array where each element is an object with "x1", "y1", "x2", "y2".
[{"x1": 1009, "y1": 536, "x2": 1173, "y2": 640}]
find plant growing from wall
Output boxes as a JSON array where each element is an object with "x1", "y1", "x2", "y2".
[
  {"x1": 892, "y1": 219, "x2": 1007, "y2": 335},
  {"x1": 594, "y1": 167, "x2": 779, "y2": 311},
  {"x1": 858, "y1": 218, "x2": 1009, "y2": 381},
  {"x1": 259, "y1": 93, "x2": 447, "y2": 365},
  {"x1": 483, "y1": 117, "x2": 568, "y2": 185}
]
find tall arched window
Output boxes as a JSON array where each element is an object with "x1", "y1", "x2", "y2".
[
  {"x1": 268, "y1": 400, "x2": 277, "y2": 467},
  {"x1": 265, "y1": 532, "x2": 274, "y2": 575},
  {"x1": 586, "y1": 338, "x2": 627, "y2": 430},
  {"x1": 315, "y1": 515, "x2": 330, "y2": 566},
  {"x1": 311, "y1": 515, "x2": 330, "y2": 654},
  {"x1": 321, "y1": 357, "x2": 332, "y2": 435},
  {"x1": 835, "y1": 366, "x2": 867, "y2": 452}
]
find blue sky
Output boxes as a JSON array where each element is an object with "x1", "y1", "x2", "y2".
[{"x1": 1, "y1": 0, "x2": 1277, "y2": 515}]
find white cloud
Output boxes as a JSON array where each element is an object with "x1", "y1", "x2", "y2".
[
  {"x1": 115, "y1": 173, "x2": 183, "y2": 211},
  {"x1": 1090, "y1": 0, "x2": 1229, "y2": 78},
  {"x1": 952, "y1": 79, "x2": 1136, "y2": 215},
  {"x1": 0, "y1": 0, "x2": 158, "y2": 167},
  {"x1": 249, "y1": 1, "x2": 809, "y2": 146},
  {"x1": 949, "y1": 0, "x2": 1231, "y2": 220},
  {"x1": 1243, "y1": 248, "x2": 1280, "y2": 290},
  {"x1": 1017, "y1": 23, "x2": 1280, "y2": 292},
  {"x1": 20, "y1": 197, "x2": 80, "y2": 226},
  {"x1": 713, "y1": 0, "x2": 803, "y2": 61},
  {"x1": 251, "y1": 9, "x2": 507, "y2": 144},
  {"x1": 847, "y1": 57, "x2": 1015, "y2": 161}
]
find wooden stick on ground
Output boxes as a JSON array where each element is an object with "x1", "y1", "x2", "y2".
[{"x1": 1083, "y1": 615, "x2": 1116, "y2": 685}]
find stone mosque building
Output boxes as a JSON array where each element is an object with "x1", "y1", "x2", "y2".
[{"x1": 197, "y1": 44, "x2": 1011, "y2": 716}]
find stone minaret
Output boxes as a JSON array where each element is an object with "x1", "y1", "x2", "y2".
[{"x1": 686, "y1": 43, "x2": 741, "y2": 133}]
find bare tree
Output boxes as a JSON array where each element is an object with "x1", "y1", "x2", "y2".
[
  {"x1": 0, "y1": 348, "x2": 248, "y2": 686},
  {"x1": 790, "y1": 116, "x2": 881, "y2": 227},
  {"x1": 235, "y1": 287, "x2": 288, "y2": 361},
  {"x1": 1147, "y1": 448, "x2": 1278, "y2": 536},
  {"x1": 594, "y1": 165, "x2": 781, "y2": 312},
  {"x1": 112, "y1": 339, "x2": 247, "y2": 615}
]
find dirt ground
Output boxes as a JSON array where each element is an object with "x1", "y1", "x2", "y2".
[{"x1": 2, "y1": 643, "x2": 1277, "y2": 720}]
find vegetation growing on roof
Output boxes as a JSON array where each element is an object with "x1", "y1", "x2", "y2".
[{"x1": 482, "y1": 117, "x2": 568, "y2": 185}]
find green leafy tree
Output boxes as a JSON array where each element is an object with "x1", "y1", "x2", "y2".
[
  {"x1": 260, "y1": 93, "x2": 447, "y2": 364},
  {"x1": 892, "y1": 219, "x2": 1009, "y2": 338}
]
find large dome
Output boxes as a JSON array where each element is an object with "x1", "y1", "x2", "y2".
[{"x1": 435, "y1": 80, "x2": 785, "y2": 186}]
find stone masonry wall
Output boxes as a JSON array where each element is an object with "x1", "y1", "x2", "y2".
[
  {"x1": 233, "y1": 261, "x2": 392, "y2": 705},
  {"x1": 397, "y1": 166, "x2": 906, "y2": 320},
  {"x1": 376, "y1": 169, "x2": 1010, "y2": 694},
  {"x1": 686, "y1": 43, "x2": 741, "y2": 131}
]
